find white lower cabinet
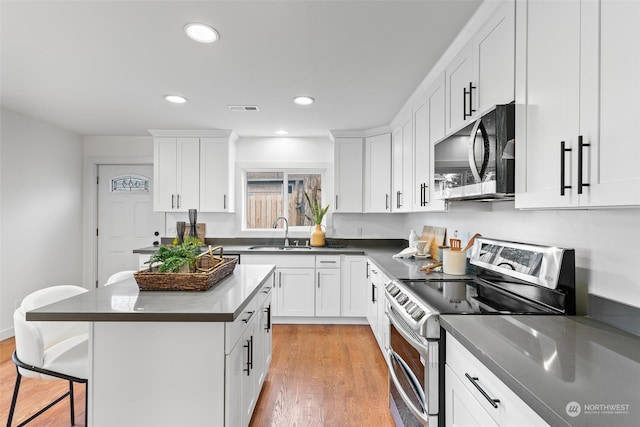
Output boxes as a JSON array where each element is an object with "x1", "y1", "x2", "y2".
[
  {"x1": 341, "y1": 256, "x2": 368, "y2": 317},
  {"x1": 242, "y1": 254, "x2": 349, "y2": 320},
  {"x1": 225, "y1": 278, "x2": 273, "y2": 427},
  {"x1": 445, "y1": 334, "x2": 548, "y2": 427},
  {"x1": 277, "y1": 267, "x2": 316, "y2": 317},
  {"x1": 366, "y1": 259, "x2": 390, "y2": 354}
]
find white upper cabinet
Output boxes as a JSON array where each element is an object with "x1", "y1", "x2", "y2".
[
  {"x1": 445, "y1": 41, "x2": 474, "y2": 134},
  {"x1": 392, "y1": 116, "x2": 413, "y2": 212},
  {"x1": 200, "y1": 136, "x2": 236, "y2": 213},
  {"x1": 153, "y1": 137, "x2": 200, "y2": 212},
  {"x1": 515, "y1": 0, "x2": 581, "y2": 209},
  {"x1": 413, "y1": 72, "x2": 447, "y2": 212},
  {"x1": 334, "y1": 138, "x2": 364, "y2": 213},
  {"x1": 445, "y1": 0, "x2": 515, "y2": 134},
  {"x1": 515, "y1": 0, "x2": 640, "y2": 209},
  {"x1": 582, "y1": 0, "x2": 640, "y2": 207},
  {"x1": 364, "y1": 133, "x2": 392, "y2": 213},
  {"x1": 473, "y1": 0, "x2": 515, "y2": 114}
]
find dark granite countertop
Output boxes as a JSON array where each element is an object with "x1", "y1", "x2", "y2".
[{"x1": 441, "y1": 315, "x2": 640, "y2": 427}]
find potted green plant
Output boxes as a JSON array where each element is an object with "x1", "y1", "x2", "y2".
[
  {"x1": 304, "y1": 191, "x2": 329, "y2": 246},
  {"x1": 147, "y1": 241, "x2": 201, "y2": 273}
]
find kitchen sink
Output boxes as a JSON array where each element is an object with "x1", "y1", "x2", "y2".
[{"x1": 248, "y1": 245, "x2": 313, "y2": 251}]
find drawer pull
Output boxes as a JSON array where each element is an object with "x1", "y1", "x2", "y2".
[
  {"x1": 242, "y1": 311, "x2": 255, "y2": 323},
  {"x1": 465, "y1": 373, "x2": 500, "y2": 408}
]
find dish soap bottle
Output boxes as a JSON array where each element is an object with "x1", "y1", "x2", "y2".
[{"x1": 409, "y1": 230, "x2": 419, "y2": 249}]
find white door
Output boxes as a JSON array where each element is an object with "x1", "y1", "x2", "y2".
[{"x1": 97, "y1": 165, "x2": 165, "y2": 285}]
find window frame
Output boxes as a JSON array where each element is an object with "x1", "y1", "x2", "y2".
[{"x1": 241, "y1": 166, "x2": 328, "y2": 233}]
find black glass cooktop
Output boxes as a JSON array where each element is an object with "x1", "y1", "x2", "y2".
[{"x1": 400, "y1": 279, "x2": 563, "y2": 315}]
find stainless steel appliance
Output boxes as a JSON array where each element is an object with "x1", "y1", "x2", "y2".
[
  {"x1": 384, "y1": 237, "x2": 575, "y2": 426},
  {"x1": 434, "y1": 103, "x2": 515, "y2": 201}
]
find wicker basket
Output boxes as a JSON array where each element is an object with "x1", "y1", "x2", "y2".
[{"x1": 134, "y1": 246, "x2": 237, "y2": 292}]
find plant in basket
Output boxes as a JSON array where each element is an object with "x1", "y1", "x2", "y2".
[{"x1": 146, "y1": 241, "x2": 201, "y2": 273}]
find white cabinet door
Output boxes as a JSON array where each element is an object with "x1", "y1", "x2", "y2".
[
  {"x1": 341, "y1": 256, "x2": 367, "y2": 317},
  {"x1": 413, "y1": 97, "x2": 430, "y2": 211},
  {"x1": 334, "y1": 138, "x2": 363, "y2": 213},
  {"x1": 392, "y1": 116, "x2": 413, "y2": 212},
  {"x1": 153, "y1": 137, "x2": 200, "y2": 212},
  {"x1": 365, "y1": 279, "x2": 378, "y2": 337},
  {"x1": 446, "y1": 41, "x2": 474, "y2": 133},
  {"x1": 364, "y1": 133, "x2": 392, "y2": 212},
  {"x1": 473, "y1": 0, "x2": 515, "y2": 114},
  {"x1": 514, "y1": 0, "x2": 581, "y2": 209},
  {"x1": 225, "y1": 314, "x2": 258, "y2": 427},
  {"x1": 445, "y1": 366, "x2": 499, "y2": 427},
  {"x1": 200, "y1": 137, "x2": 234, "y2": 212},
  {"x1": 316, "y1": 269, "x2": 341, "y2": 317},
  {"x1": 277, "y1": 268, "x2": 315, "y2": 317},
  {"x1": 582, "y1": 0, "x2": 640, "y2": 207}
]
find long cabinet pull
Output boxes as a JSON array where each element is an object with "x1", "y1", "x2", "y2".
[
  {"x1": 560, "y1": 141, "x2": 572, "y2": 196},
  {"x1": 265, "y1": 304, "x2": 271, "y2": 332},
  {"x1": 171, "y1": 194, "x2": 175, "y2": 209},
  {"x1": 278, "y1": 271, "x2": 282, "y2": 288},
  {"x1": 223, "y1": 194, "x2": 227, "y2": 210},
  {"x1": 463, "y1": 82, "x2": 477, "y2": 119},
  {"x1": 465, "y1": 373, "x2": 500, "y2": 408},
  {"x1": 317, "y1": 272, "x2": 321, "y2": 288},
  {"x1": 385, "y1": 194, "x2": 389, "y2": 210},
  {"x1": 578, "y1": 135, "x2": 591, "y2": 194},
  {"x1": 242, "y1": 310, "x2": 255, "y2": 323},
  {"x1": 335, "y1": 195, "x2": 339, "y2": 210},
  {"x1": 371, "y1": 283, "x2": 377, "y2": 303},
  {"x1": 177, "y1": 194, "x2": 181, "y2": 209},
  {"x1": 396, "y1": 191, "x2": 401, "y2": 209},
  {"x1": 243, "y1": 338, "x2": 251, "y2": 376}
]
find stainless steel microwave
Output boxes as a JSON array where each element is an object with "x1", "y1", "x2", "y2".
[{"x1": 434, "y1": 103, "x2": 515, "y2": 201}]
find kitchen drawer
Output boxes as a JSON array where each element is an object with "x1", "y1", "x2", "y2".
[
  {"x1": 256, "y1": 275, "x2": 275, "y2": 310},
  {"x1": 446, "y1": 334, "x2": 548, "y2": 427},
  {"x1": 315, "y1": 255, "x2": 341, "y2": 269},
  {"x1": 225, "y1": 295, "x2": 258, "y2": 354},
  {"x1": 368, "y1": 260, "x2": 390, "y2": 287},
  {"x1": 242, "y1": 254, "x2": 315, "y2": 268}
]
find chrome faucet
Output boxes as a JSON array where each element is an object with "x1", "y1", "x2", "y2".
[{"x1": 272, "y1": 217, "x2": 289, "y2": 246}]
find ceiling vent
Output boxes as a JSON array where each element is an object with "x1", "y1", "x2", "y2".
[{"x1": 228, "y1": 105, "x2": 260, "y2": 112}]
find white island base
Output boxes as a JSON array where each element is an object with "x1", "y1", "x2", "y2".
[{"x1": 90, "y1": 322, "x2": 226, "y2": 427}]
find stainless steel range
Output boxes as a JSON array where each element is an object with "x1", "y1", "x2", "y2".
[{"x1": 385, "y1": 237, "x2": 576, "y2": 427}]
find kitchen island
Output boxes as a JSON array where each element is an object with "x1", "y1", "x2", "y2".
[{"x1": 28, "y1": 264, "x2": 276, "y2": 427}]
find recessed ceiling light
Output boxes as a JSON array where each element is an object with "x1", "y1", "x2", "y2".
[
  {"x1": 293, "y1": 96, "x2": 314, "y2": 106},
  {"x1": 164, "y1": 95, "x2": 187, "y2": 104},
  {"x1": 184, "y1": 23, "x2": 219, "y2": 43},
  {"x1": 275, "y1": 130, "x2": 289, "y2": 136}
]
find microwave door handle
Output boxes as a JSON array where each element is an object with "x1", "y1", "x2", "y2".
[{"x1": 468, "y1": 119, "x2": 491, "y2": 183}]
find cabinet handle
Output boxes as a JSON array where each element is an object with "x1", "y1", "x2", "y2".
[
  {"x1": 372, "y1": 283, "x2": 377, "y2": 303},
  {"x1": 396, "y1": 191, "x2": 401, "y2": 209},
  {"x1": 319, "y1": 260, "x2": 336, "y2": 264},
  {"x1": 278, "y1": 271, "x2": 282, "y2": 288},
  {"x1": 177, "y1": 194, "x2": 181, "y2": 209},
  {"x1": 465, "y1": 373, "x2": 500, "y2": 408},
  {"x1": 464, "y1": 82, "x2": 477, "y2": 119},
  {"x1": 560, "y1": 141, "x2": 572, "y2": 196},
  {"x1": 242, "y1": 310, "x2": 255, "y2": 323},
  {"x1": 265, "y1": 304, "x2": 271, "y2": 332},
  {"x1": 243, "y1": 338, "x2": 251, "y2": 376},
  {"x1": 335, "y1": 195, "x2": 339, "y2": 210},
  {"x1": 578, "y1": 135, "x2": 590, "y2": 194},
  {"x1": 249, "y1": 335, "x2": 254, "y2": 371},
  {"x1": 385, "y1": 194, "x2": 389, "y2": 210},
  {"x1": 366, "y1": 261, "x2": 370, "y2": 278},
  {"x1": 317, "y1": 272, "x2": 321, "y2": 288},
  {"x1": 171, "y1": 194, "x2": 175, "y2": 209},
  {"x1": 223, "y1": 194, "x2": 227, "y2": 210}
]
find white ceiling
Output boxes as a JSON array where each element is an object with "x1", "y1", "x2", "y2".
[{"x1": 1, "y1": 0, "x2": 482, "y2": 137}]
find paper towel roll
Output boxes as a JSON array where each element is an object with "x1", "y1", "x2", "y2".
[{"x1": 443, "y1": 249, "x2": 467, "y2": 275}]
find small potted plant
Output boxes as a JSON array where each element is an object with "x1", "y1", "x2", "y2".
[{"x1": 304, "y1": 191, "x2": 329, "y2": 247}]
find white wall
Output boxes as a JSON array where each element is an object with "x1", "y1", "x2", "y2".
[
  {"x1": 0, "y1": 109, "x2": 84, "y2": 339},
  {"x1": 405, "y1": 202, "x2": 640, "y2": 314}
]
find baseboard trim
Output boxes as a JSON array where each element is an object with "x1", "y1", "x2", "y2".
[{"x1": 272, "y1": 317, "x2": 368, "y2": 325}]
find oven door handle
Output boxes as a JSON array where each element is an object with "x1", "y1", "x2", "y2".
[
  {"x1": 387, "y1": 349, "x2": 429, "y2": 425},
  {"x1": 386, "y1": 308, "x2": 430, "y2": 355}
]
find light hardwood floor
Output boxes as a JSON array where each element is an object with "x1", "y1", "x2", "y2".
[{"x1": 1, "y1": 324, "x2": 393, "y2": 427}]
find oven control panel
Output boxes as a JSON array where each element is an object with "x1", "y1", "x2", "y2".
[{"x1": 386, "y1": 282, "x2": 427, "y2": 322}]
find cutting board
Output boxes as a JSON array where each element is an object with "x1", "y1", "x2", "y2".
[{"x1": 419, "y1": 226, "x2": 447, "y2": 259}]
